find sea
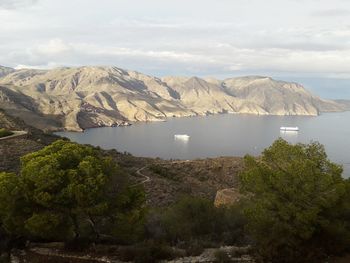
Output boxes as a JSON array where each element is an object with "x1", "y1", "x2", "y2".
[{"x1": 56, "y1": 111, "x2": 350, "y2": 178}]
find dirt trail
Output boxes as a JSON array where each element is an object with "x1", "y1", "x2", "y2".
[
  {"x1": 133, "y1": 160, "x2": 193, "y2": 186},
  {"x1": 135, "y1": 166, "x2": 151, "y2": 185}
]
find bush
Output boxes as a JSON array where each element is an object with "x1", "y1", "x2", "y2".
[
  {"x1": 0, "y1": 129, "x2": 13, "y2": 138},
  {"x1": 160, "y1": 196, "x2": 219, "y2": 243},
  {"x1": 156, "y1": 196, "x2": 246, "y2": 246}
]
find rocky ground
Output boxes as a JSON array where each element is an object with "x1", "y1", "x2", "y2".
[
  {"x1": 10, "y1": 243, "x2": 254, "y2": 263},
  {"x1": 142, "y1": 157, "x2": 243, "y2": 207}
]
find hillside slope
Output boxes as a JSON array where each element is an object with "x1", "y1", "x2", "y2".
[
  {"x1": 0, "y1": 66, "x2": 347, "y2": 131},
  {"x1": 0, "y1": 66, "x2": 15, "y2": 78},
  {"x1": 0, "y1": 109, "x2": 58, "y2": 172}
]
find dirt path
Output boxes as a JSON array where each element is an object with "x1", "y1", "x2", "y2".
[
  {"x1": 132, "y1": 160, "x2": 193, "y2": 187},
  {"x1": 135, "y1": 166, "x2": 151, "y2": 184}
]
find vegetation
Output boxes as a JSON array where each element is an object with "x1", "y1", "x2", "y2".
[
  {"x1": 149, "y1": 164, "x2": 180, "y2": 181},
  {"x1": 154, "y1": 196, "x2": 246, "y2": 246},
  {"x1": 1, "y1": 137, "x2": 350, "y2": 262},
  {"x1": 0, "y1": 128, "x2": 13, "y2": 138},
  {"x1": 0, "y1": 140, "x2": 145, "y2": 243},
  {"x1": 240, "y1": 138, "x2": 350, "y2": 263},
  {"x1": 0, "y1": 139, "x2": 248, "y2": 261}
]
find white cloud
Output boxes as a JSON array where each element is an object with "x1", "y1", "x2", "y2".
[
  {"x1": 0, "y1": 0, "x2": 350, "y2": 80},
  {"x1": 0, "y1": 0, "x2": 37, "y2": 9},
  {"x1": 5, "y1": 37, "x2": 350, "y2": 78},
  {"x1": 312, "y1": 8, "x2": 350, "y2": 17},
  {"x1": 36, "y1": 39, "x2": 72, "y2": 55}
]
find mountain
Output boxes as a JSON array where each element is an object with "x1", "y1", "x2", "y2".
[
  {"x1": 334, "y1": 99, "x2": 350, "y2": 109},
  {"x1": 163, "y1": 75, "x2": 346, "y2": 115},
  {"x1": 0, "y1": 66, "x2": 194, "y2": 131},
  {"x1": 0, "y1": 66, "x2": 15, "y2": 78},
  {"x1": 0, "y1": 66, "x2": 348, "y2": 131}
]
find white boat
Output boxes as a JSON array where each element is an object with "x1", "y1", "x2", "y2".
[
  {"x1": 174, "y1": 134, "x2": 190, "y2": 140},
  {"x1": 280, "y1": 126, "x2": 299, "y2": 131}
]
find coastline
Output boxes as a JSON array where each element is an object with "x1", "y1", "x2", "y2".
[{"x1": 55, "y1": 109, "x2": 328, "y2": 133}]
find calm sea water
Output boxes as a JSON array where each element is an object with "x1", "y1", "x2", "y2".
[{"x1": 56, "y1": 111, "x2": 350, "y2": 177}]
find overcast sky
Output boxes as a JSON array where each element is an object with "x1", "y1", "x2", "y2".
[{"x1": 1, "y1": 0, "x2": 350, "y2": 85}]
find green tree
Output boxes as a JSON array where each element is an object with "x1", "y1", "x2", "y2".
[
  {"x1": 239, "y1": 138, "x2": 350, "y2": 262},
  {"x1": 0, "y1": 172, "x2": 28, "y2": 238},
  {"x1": 0, "y1": 140, "x2": 145, "y2": 243}
]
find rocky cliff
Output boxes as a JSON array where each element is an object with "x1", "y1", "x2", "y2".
[{"x1": 0, "y1": 66, "x2": 347, "y2": 131}]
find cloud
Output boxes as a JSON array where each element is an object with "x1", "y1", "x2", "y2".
[
  {"x1": 3, "y1": 38, "x2": 350, "y2": 79},
  {"x1": 312, "y1": 8, "x2": 350, "y2": 17},
  {"x1": 0, "y1": 0, "x2": 38, "y2": 9},
  {"x1": 36, "y1": 39, "x2": 72, "y2": 55},
  {"x1": 1, "y1": 0, "x2": 350, "y2": 80}
]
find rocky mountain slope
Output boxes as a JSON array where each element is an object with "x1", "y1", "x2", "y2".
[
  {"x1": 0, "y1": 66, "x2": 348, "y2": 131},
  {"x1": 0, "y1": 66, "x2": 15, "y2": 78},
  {"x1": 163, "y1": 75, "x2": 345, "y2": 116}
]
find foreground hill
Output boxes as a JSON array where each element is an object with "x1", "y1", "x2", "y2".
[
  {"x1": 0, "y1": 66, "x2": 348, "y2": 131},
  {"x1": 0, "y1": 108, "x2": 241, "y2": 207},
  {"x1": 0, "y1": 109, "x2": 58, "y2": 173}
]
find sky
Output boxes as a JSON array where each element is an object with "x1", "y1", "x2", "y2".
[{"x1": 0, "y1": 0, "x2": 350, "y2": 98}]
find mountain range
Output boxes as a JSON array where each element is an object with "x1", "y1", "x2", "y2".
[{"x1": 0, "y1": 65, "x2": 348, "y2": 131}]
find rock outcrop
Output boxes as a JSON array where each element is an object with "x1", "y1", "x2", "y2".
[
  {"x1": 214, "y1": 188, "x2": 241, "y2": 207},
  {"x1": 0, "y1": 66, "x2": 348, "y2": 131}
]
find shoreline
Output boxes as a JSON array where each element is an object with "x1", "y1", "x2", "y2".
[{"x1": 54, "y1": 110, "x2": 336, "y2": 133}]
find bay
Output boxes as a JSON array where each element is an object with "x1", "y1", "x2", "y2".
[{"x1": 56, "y1": 111, "x2": 350, "y2": 177}]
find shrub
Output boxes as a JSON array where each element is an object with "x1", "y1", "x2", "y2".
[
  {"x1": 158, "y1": 196, "x2": 246, "y2": 246},
  {"x1": 149, "y1": 164, "x2": 180, "y2": 181}
]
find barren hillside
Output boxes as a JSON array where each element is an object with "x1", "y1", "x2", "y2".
[{"x1": 0, "y1": 66, "x2": 348, "y2": 131}]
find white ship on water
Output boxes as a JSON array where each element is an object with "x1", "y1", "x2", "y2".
[
  {"x1": 280, "y1": 126, "x2": 299, "y2": 132},
  {"x1": 174, "y1": 134, "x2": 190, "y2": 140}
]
